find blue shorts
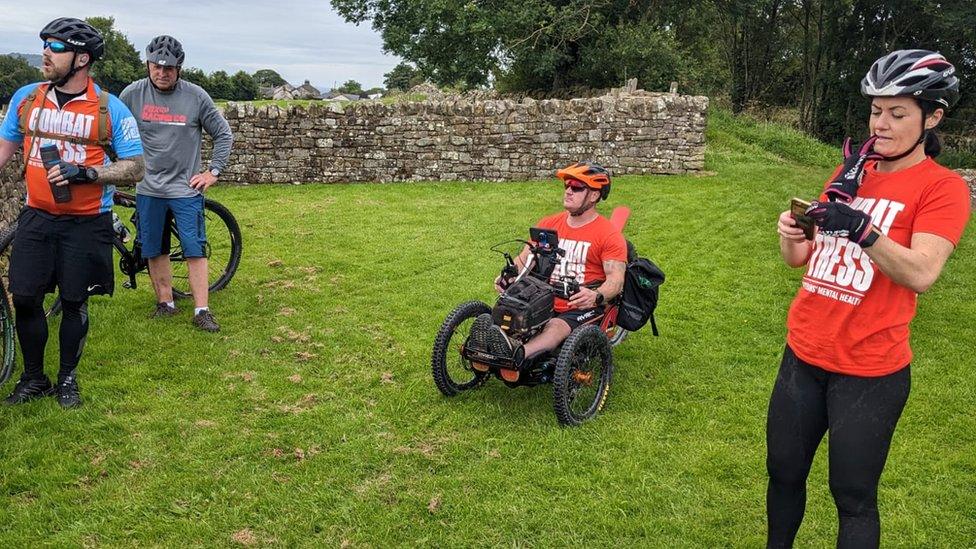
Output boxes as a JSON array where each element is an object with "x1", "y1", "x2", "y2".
[{"x1": 136, "y1": 194, "x2": 207, "y2": 259}]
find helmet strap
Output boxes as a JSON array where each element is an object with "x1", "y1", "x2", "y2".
[
  {"x1": 877, "y1": 118, "x2": 927, "y2": 162},
  {"x1": 52, "y1": 51, "x2": 80, "y2": 88},
  {"x1": 568, "y1": 192, "x2": 599, "y2": 217}
]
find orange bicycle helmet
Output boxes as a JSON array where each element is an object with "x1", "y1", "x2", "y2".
[{"x1": 556, "y1": 161, "x2": 612, "y2": 200}]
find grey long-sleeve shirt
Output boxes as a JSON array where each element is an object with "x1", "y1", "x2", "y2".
[{"x1": 120, "y1": 78, "x2": 233, "y2": 198}]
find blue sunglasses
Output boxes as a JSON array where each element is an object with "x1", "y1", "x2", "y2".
[{"x1": 42, "y1": 40, "x2": 71, "y2": 53}]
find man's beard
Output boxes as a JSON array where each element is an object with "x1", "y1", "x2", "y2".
[
  {"x1": 42, "y1": 64, "x2": 70, "y2": 83},
  {"x1": 568, "y1": 201, "x2": 595, "y2": 217}
]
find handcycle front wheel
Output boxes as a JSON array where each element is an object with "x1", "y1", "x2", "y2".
[
  {"x1": 552, "y1": 324, "x2": 614, "y2": 426},
  {"x1": 432, "y1": 300, "x2": 492, "y2": 396}
]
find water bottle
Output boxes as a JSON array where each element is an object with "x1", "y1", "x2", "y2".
[
  {"x1": 39, "y1": 144, "x2": 72, "y2": 203},
  {"x1": 112, "y1": 212, "x2": 131, "y2": 242}
]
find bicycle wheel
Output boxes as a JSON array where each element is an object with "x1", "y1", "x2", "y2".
[
  {"x1": 0, "y1": 227, "x2": 15, "y2": 385},
  {"x1": 167, "y1": 199, "x2": 242, "y2": 299},
  {"x1": 0, "y1": 225, "x2": 15, "y2": 302}
]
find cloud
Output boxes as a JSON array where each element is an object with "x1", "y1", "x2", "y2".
[{"x1": 0, "y1": 0, "x2": 400, "y2": 88}]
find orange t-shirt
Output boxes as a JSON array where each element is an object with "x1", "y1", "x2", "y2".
[
  {"x1": 2, "y1": 79, "x2": 143, "y2": 215},
  {"x1": 787, "y1": 158, "x2": 971, "y2": 376},
  {"x1": 536, "y1": 211, "x2": 628, "y2": 313}
]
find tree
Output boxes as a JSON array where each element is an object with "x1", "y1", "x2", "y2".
[
  {"x1": 252, "y1": 69, "x2": 288, "y2": 87},
  {"x1": 181, "y1": 67, "x2": 209, "y2": 90},
  {"x1": 205, "y1": 70, "x2": 234, "y2": 100},
  {"x1": 86, "y1": 16, "x2": 143, "y2": 95},
  {"x1": 0, "y1": 55, "x2": 43, "y2": 105},
  {"x1": 383, "y1": 62, "x2": 423, "y2": 91},
  {"x1": 336, "y1": 79, "x2": 365, "y2": 96},
  {"x1": 230, "y1": 71, "x2": 259, "y2": 101},
  {"x1": 332, "y1": 0, "x2": 712, "y2": 91}
]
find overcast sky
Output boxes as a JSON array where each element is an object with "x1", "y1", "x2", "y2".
[{"x1": 0, "y1": 0, "x2": 400, "y2": 90}]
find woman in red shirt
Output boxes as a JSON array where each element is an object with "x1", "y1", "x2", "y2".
[{"x1": 768, "y1": 50, "x2": 971, "y2": 548}]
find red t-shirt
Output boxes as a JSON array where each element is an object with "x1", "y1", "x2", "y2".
[
  {"x1": 536, "y1": 211, "x2": 628, "y2": 312},
  {"x1": 787, "y1": 158, "x2": 971, "y2": 376}
]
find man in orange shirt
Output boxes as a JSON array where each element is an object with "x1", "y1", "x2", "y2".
[
  {"x1": 0, "y1": 18, "x2": 145, "y2": 409},
  {"x1": 468, "y1": 162, "x2": 628, "y2": 364}
]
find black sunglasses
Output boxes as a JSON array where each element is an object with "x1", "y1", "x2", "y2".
[
  {"x1": 564, "y1": 182, "x2": 588, "y2": 193},
  {"x1": 42, "y1": 40, "x2": 71, "y2": 54}
]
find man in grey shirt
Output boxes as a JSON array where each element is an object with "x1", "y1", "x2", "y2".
[{"x1": 120, "y1": 35, "x2": 233, "y2": 332}]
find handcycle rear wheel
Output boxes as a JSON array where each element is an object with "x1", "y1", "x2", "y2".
[
  {"x1": 553, "y1": 324, "x2": 614, "y2": 426},
  {"x1": 607, "y1": 326, "x2": 628, "y2": 347},
  {"x1": 432, "y1": 300, "x2": 492, "y2": 396}
]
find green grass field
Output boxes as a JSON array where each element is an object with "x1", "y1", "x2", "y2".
[{"x1": 0, "y1": 111, "x2": 973, "y2": 547}]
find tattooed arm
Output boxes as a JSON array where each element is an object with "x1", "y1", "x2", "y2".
[
  {"x1": 598, "y1": 259, "x2": 626, "y2": 300},
  {"x1": 95, "y1": 155, "x2": 144, "y2": 186},
  {"x1": 567, "y1": 259, "x2": 626, "y2": 310}
]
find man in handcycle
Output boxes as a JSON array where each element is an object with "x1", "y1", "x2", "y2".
[{"x1": 467, "y1": 161, "x2": 627, "y2": 366}]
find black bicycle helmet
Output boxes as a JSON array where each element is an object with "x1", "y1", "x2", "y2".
[
  {"x1": 146, "y1": 35, "x2": 185, "y2": 67},
  {"x1": 861, "y1": 49, "x2": 959, "y2": 109},
  {"x1": 39, "y1": 17, "x2": 104, "y2": 61}
]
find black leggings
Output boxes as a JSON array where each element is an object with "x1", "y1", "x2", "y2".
[
  {"x1": 766, "y1": 346, "x2": 910, "y2": 549},
  {"x1": 13, "y1": 294, "x2": 89, "y2": 381}
]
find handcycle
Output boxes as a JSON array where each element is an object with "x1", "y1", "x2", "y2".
[
  {"x1": 0, "y1": 190, "x2": 243, "y2": 385},
  {"x1": 431, "y1": 207, "x2": 632, "y2": 426}
]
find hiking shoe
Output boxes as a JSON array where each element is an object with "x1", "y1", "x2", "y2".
[
  {"x1": 467, "y1": 314, "x2": 493, "y2": 353},
  {"x1": 55, "y1": 375, "x2": 82, "y2": 409},
  {"x1": 3, "y1": 376, "x2": 54, "y2": 405},
  {"x1": 192, "y1": 310, "x2": 220, "y2": 332},
  {"x1": 149, "y1": 302, "x2": 178, "y2": 319},
  {"x1": 485, "y1": 323, "x2": 516, "y2": 359}
]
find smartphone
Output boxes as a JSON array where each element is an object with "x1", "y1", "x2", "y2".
[
  {"x1": 790, "y1": 197, "x2": 815, "y2": 240},
  {"x1": 529, "y1": 227, "x2": 559, "y2": 250}
]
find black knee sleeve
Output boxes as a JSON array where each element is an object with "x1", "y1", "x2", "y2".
[{"x1": 58, "y1": 298, "x2": 89, "y2": 378}]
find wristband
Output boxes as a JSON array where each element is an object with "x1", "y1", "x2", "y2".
[{"x1": 860, "y1": 226, "x2": 881, "y2": 248}]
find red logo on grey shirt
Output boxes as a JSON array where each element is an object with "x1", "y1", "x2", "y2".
[{"x1": 141, "y1": 104, "x2": 187, "y2": 125}]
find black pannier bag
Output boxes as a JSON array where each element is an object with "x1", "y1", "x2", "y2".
[
  {"x1": 492, "y1": 276, "x2": 555, "y2": 338},
  {"x1": 617, "y1": 255, "x2": 665, "y2": 335}
]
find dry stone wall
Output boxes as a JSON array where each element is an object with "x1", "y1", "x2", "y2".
[
  {"x1": 0, "y1": 156, "x2": 25, "y2": 234},
  {"x1": 208, "y1": 92, "x2": 709, "y2": 184},
  {"x1": 957, "y1": 170, "x2": 976, "y2": 206}
]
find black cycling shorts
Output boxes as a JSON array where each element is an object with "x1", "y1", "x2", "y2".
[
  {"x1": 9, "y1": 207, "x2": 115, "y2": 301},
  {"x1": 553, "y1": 306, "x2": 605, "y2": 330}
]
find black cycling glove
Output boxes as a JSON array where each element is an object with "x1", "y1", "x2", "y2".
[
  {"x1": 805, "y1": 201, "x2": 880, "y2": 247},
  {"x1": 824, "y1": 135, "x2": 880, "y2": 203},
  {"x1": 57, "y1": 161, "x2": 98, "y2": 184}
]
